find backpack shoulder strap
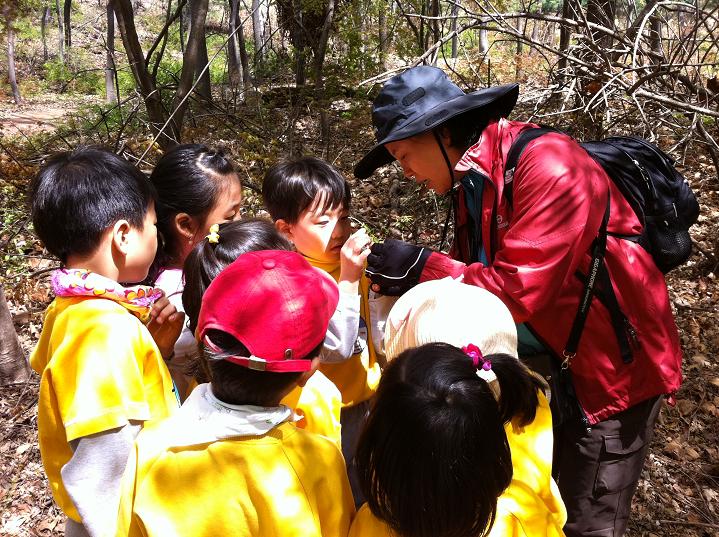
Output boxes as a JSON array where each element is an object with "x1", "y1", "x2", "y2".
[{"x1": 505, "y1": 127, "x2": 557, "y2": 207}]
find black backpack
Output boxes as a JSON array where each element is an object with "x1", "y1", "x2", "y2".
[
  {"x1": 504, "y1": 128, "x2": 700, "y2": 365},
  {"x1": 505, "y1": 128, "x2": 700, "y2": 273}
]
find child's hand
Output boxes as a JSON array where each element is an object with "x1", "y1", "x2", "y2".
[
  {"x1": 339, "y1": 229, "x2": 372, "y2": 286},
  {"x1": 147, "y1": 295, "x2": 185, "y2": 360}
]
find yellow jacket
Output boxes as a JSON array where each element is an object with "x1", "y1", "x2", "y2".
[
  {"x1": 118, "y1": 414, "x2": 355, "y2": 537},
  {"x1": 30, "y1": 297, "x2": 177, "y2": 521},
  {"x1": 348, "y1": 393, "x2": 566, "y2": 537},
  {"x1": 306, "y1": 259, "x2": 382, "y2": 406}
]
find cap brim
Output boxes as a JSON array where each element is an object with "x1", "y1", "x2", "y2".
[{"x1": 354, "y1": 83, "x2": 519, "y2": 179}]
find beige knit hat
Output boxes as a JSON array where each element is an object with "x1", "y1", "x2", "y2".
[{"x1": 384, "y1": 278, "x2": 518, "y2": 363}]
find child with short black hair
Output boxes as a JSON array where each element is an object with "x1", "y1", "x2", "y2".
[
  {"x1": 147, "y1": 144, "x2": 242, "y2": 398},
  {"x1": 180, "y1": 218, "x2": 342, "y2": 445},
  {"x1": 350, "y1": 279, "x2": 567, "y2": 537},
  {"x1": 29, "y1": 147, "x2": 179, "y2": 537},
  {"x1": 118, "y1": 250, "x2": 355, "y2": 537},
  {"x1": 263, "y1": 156, "x2": 393, "y2": 504}
]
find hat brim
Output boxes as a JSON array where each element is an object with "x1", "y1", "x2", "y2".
[{"x1": 354, "y1": 83, "x2": 519, "y2": 179}]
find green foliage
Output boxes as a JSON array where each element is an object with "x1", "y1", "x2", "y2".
[
  {"x1": 117, "y1": 68, "x2": 137, "y2": 97},
  {"x1": 541, "y1": 0, "x2": 562, "y2": 13},
  {"x1": 206, "y1": 34, "x2": 231, "y2": 85},
  {"x1": 0, "y1": 178, "x2": 35, "y2": 281},
  {"x1": 42, "y1": 57, "x2": 103, "y2": 95},
  {"x1": 256, "y1": 49, "x2": 297, "y2": 82},
  {"x1": 42, "y1": 58, "x2": 70, "y2": 86}
]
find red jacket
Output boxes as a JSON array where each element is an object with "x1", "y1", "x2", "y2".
[{"x1": 422, "y1": 119, "x2": 682, "y2": 424}]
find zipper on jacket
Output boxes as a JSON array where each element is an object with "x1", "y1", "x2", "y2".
[
  {"x1": 464, "y1": 169, "x2": 497, "y2": 263},
  {"x1": 477, "y1": 173, "x2": 499, "y2": 263},
  {"x1": 486, "y1": 169, "x2": 592, "y2": 429},
  {"x1": 625, "y1": 319, "x2": 640, "y2": 352}
]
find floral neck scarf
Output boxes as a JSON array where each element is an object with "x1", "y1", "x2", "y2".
[{"x1": 51, "y1": 268, "x2": 163, "y2": 323}]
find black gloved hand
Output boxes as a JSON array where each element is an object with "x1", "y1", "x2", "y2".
[{"x1": 365, "y1": 239, "x2": 432, "y2": 296}]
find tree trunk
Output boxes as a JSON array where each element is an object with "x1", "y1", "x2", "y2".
[
  {"x1": 179, "y1": 0, "x2": 188, "y2": 52},
  {"x1": 313, "y1": 0, "x2": 335, "y2": 88},
  {"x1": 193, "y1": 1, "x2": 212, "y2": 102},
  {"x1": 292, "y1": 0, "x2": 306, "y2": 86},
  {"x1": 106, "y1": 2, "x2": 118, "y2": 103},
  {"x1": 418, "y1": 2, "x2": 425, "y2": 53},
  {"x1": 41, "y1": 6, "x2": 51, "y2": 61},
  {"x1": 228, "y1": 0, "x2": 243, "y2": 87},
  {"x1": 0, "y1": 285, "x2": 30, "y2": 386},
  {"x1": 515, "y1": 17, "x2": 526, "y2": 78},
  {"x1": 313, "y1": 0, "x2": 335, "y2": 153},
  {"x1": 580, "y1": 0, "x2": 614, "y2": 136},
  {"x1": 378, "y1": 2, "x2": 387, "y2": 68},
  {"x1": 7, "y1": 26, "x2": 22, "y2": 105},
  {"x1": 64, "y1": 0, "x2": 72, "y2": 48},
  {"x1": 112, "y1": 0, "x2": 178, "y2": 147},
  {"x1": 252, "y1": 0, "x2": 265, "y2": 73},
  {"x1": 55, "y1": 0, "x2": 65, "y2": 63},
  {"x1": 430, "y1": 0, "x2": 439, "y2": 58},
  {"x1": 451, "y1": 0, "x2": 459, "y2": 58},
  {"x1": 173, "y1": 0, "x2": 210, "y2": 125},
  {"x1": 478, "y1": 18, "x2": 489, "y2": 54},
  {"x1": 649, "y1": 14, "x2": 662, "y2": 56},
  {"x1": 530, "y1": 2, "x2": 542, "y2": 49},
  {"x1": 188, "y1": 0, "x2": 211, "y2": 101},
  {"x1": 236, "y1": 11, "x2": 251, "y2": 87},
  {"x1": 557, "y1": 0, "x2": 572, "y2": 76}
]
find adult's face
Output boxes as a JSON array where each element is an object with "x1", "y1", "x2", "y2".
[{"x1": 385, "y1": 131, "x2": 460, "y2": 194}]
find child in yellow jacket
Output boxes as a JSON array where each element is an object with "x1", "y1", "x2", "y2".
[
  {"x1": 350, "y1": 279, "x2": 567, "y2": 537},
  {"x1": 180, "y1": 218, "x2": 342, "y2": 446},
  {"x1": 263, "y1": 156, "x2": 396, "y2": 504},
  {"x1": 118, "y1": 250, "x2": 355, "y2": 537},
  {"x1": 29, "y1": 147, "x2": 180, "y2": 537}
]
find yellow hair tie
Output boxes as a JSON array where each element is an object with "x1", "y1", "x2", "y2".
[{"x1": 207, "y1": 223, "x2": 220, "y2": 244}]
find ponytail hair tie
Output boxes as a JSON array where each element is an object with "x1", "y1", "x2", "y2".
[
  {"x1": 206, "y1": 223, "x2": 220, "y2": 244},
  {"x1": 462, "y1": 343, "x2": 497, "y2": 384}
]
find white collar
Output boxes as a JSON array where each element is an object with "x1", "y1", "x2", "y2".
[{"x1": 163, "y1": 383, "x2": 297, "y2": 447}]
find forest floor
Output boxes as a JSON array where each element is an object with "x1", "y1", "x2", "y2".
[
  {"x1": 0, "y1": 95, "x2": 92, "y2": 137},
  {"x1": 1, "y1": 89, "x2": 718, "y2": 537}
]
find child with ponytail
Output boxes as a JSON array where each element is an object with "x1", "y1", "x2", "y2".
[
  {"x1": 148, "y1": 144, "x2": 242, "y2": 398},
  {"x1": 350, "y1": 278, "x2": 567, "y2": 537},
  {"x1": 181, "y1": 218, "x2": 342, "y2": 446}
]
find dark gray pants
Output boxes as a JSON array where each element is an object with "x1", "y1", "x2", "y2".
[{"x1": 553, "y1": 395, "x2": 663, "y2": 537}]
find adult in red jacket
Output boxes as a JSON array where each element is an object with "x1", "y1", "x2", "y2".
[{"x1": 355, "y1": 66, "x2": 682, "y2": 537}]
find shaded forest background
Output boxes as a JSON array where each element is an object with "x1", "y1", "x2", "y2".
[{"x1": 1, "y1": 0, "x2": 718, "y2": 535}]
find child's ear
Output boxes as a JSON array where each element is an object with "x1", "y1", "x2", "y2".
[
  {"x1": 112, "y1": 219, "x2": 133, "y2": 255},
  {"x1": 174, "y1": 213, "x2": 199, "y2": 241},
  {"x1": 275, "y1": 219, "x2": 293, "y2": 240},
  {"x1": 296, "y1": 356, "x2": 320, "y2": 387}
]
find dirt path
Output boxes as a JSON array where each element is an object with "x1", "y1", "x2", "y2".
[
  {"x1": 0, "y1": 105, "x2": 69, "y2": 136},
  {"x1": 0, "y1": 100, "x2": 79, "y2": 138}
]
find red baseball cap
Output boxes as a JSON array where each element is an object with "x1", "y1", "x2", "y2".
[{"x1": 197, "y1": 250, "x2": 339, "y2": 372}]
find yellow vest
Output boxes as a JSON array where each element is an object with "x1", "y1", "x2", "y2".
[{"x1": 30, "y1": 297, "x2": 177, "y2": 521}]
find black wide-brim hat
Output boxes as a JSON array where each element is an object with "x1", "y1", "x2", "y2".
[{"x1": 354, "y1": 66, "x2": 519, "y2": 179}]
